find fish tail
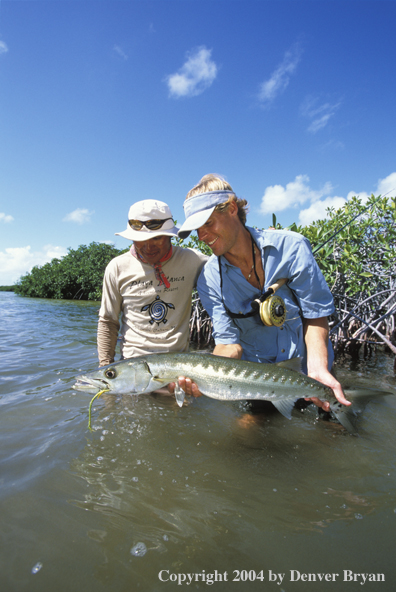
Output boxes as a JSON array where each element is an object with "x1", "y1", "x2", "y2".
[{"x1": 329, "y1": 387, "x2": 393, "y2": 435}]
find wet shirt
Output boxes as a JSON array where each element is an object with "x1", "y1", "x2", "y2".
[{"x1": 197, "y1": 227, "x2": 335, "y2": 369}]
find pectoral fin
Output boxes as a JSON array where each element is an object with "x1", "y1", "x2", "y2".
[
  {"x1": 329, "y1": 403, "x2": 359, "y2": 435},
  {"x1": 174, "y1": 384, "x2": 186, "y2": 408},
  {"x1": 272, "y1": 398, "x2": 298, "y2": 420}
]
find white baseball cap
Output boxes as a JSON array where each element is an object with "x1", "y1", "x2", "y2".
[{"x1": 116, "y1": 200, "x2": 179, "y2": 241}]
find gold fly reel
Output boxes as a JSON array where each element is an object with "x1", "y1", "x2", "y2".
[{"x1": 259, "y1": 295, "x2": 286, "y2": 327}]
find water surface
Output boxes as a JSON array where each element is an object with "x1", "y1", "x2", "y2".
[{"x1": 1, "y1": 292, "x2": 395, "y2": 591}]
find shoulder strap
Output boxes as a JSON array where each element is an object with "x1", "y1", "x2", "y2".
[{"x1": 218, "y1": 256, "x2": 258, "y2": 319}]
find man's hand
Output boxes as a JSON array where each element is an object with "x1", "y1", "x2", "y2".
[
  {"x1": 167, "y1": 377, "x2": 202, "y2": 397},
  {"x1": 303, "y1": 317, "x2": 351, "y2": 411},
  {"x1": 305, "y1": 367, "x2": 351, "y2": 411},
  {"x1": 167, "y1": 346, "x2": 243, "y2": 398}
]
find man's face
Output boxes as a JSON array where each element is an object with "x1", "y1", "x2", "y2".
[
  {"x1": 133, "y1": 235, "x2": 172, "y2": 265},
  {"x1": 197, "y1": 207, "x2": 238, "y2": 257}
]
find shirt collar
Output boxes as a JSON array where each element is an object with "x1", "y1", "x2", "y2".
[{"x1": 220, "y1": 226, "x2": 281, "y2": 269}]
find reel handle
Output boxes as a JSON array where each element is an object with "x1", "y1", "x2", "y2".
[{"x1": 250, "y1": 278, "x2": 288, "y2": 327}]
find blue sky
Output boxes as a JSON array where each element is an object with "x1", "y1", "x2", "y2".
[{"x1": 1, "y1": 0, "x2": 395, "y2": 286}]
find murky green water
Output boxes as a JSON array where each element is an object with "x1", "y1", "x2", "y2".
[{"x1": 1, "y1": 292, "x2": 396, "y2": 591}]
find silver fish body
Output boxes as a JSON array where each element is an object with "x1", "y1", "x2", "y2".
[
  {"x1": 74, "y1": 352, "x2": 329, "y2": 398},
  {"x1": 73, "y1": 353, "x2": 391, "y2": 434},
  {"x1": 73, "y1": 352, "x2": 367, "y2": 433}
]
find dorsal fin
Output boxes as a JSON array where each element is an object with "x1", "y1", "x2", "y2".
[{"x1": 275, "y1": 356, "x2": 303, "y2": 374}]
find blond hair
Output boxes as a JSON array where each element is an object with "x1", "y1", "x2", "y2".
[{"x1": 186, "y1": 174, "x2": 249, "y2": 225}]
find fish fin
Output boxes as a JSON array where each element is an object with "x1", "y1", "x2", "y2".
[
  {"x1": 271, "y1": 398, "x2": 298, "y2": 420},
  {"x1": 329, "y1": 402, "x2": 359, "y2": 435},
  {"x1": 174, "y1": 384, "x2": 186, "y2": 408},
  {"x1": 343, "y1": 387, "x2": 394, "y2": 402},
  {"x1": 330, "y1": 387, "x2": 394, "y2": 435},
  {"x1": 275, "y1": 357, "x2": 303, "y2": 374}
]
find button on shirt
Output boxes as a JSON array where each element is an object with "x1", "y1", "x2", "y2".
[{"x1": 197, "y1": 227, "x2": 335, "y2": 370}]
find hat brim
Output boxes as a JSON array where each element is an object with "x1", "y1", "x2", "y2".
[
  {"x1": 177, "y1": 206, "x2": 216, "y2": 240},
  {"x1": 116, "y1": 225, "x2": 179, "y2": 242}
]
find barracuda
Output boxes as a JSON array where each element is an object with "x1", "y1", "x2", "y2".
[{"x1": 73, "y1": 352, "x2": 391, "y2": 434}]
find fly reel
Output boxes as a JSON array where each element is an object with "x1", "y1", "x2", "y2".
[
  {"x1": 250, "y1": 278, "x2": 288, "y2": 327},
  {"x1": 259, "y1": 294, "x2": 286, "y2": 327}
]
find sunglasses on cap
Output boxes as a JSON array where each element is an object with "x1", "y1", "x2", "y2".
[{"x1": 128, "y1": 217, "x2": 173, "y2": 231}]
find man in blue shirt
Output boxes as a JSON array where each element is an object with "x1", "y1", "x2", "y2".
[{"x1": 177, "y1": 174, "x2": 350, "y2": 411}]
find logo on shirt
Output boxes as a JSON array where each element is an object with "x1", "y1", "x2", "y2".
[{"x1": 141, "y1": 295, "x2": 175, "y2": 325}]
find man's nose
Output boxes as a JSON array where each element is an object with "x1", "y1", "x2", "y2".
[
  {"x1": 144, "y1": 239, "x2": 157, "y2": 251},
  {"x1": 197, "y1": 227, "x2": 206, "y2": 241}
]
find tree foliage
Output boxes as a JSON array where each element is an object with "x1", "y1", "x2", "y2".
[
  {"x1": 15, "y1": 243, "x2": 127, "y2": 300},
  {"x1": 175, "y1": 233, "x2": 213, "y2": 256},
  {"x1": 299, "y1": 194, "x2": 395, "y2": 298},
  {"x1": 273, "y1": 194, "x2": 396, "y2": 356}
]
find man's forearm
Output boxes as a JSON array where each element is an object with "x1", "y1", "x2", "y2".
[
  {"x1": 97, "y1": 318, "x2": 119, "y2": 367},
  {"x1": 303, "y1": 317, "x2": 350, "y2": 408},
  {"x1": 213, "y1": 343, "x2": 243, "y2": 359},
  {"x1": 302, "y1": 316, "x2": 330, "y2": 378}
]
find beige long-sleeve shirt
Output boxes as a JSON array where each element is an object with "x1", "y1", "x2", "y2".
[{"x1": 97, "y1": 247, "x2": 207, "y2": 366}]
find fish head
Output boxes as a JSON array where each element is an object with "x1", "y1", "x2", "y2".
[{"x1": 73, "y1": 359, "x2": 152, "y2": 394}]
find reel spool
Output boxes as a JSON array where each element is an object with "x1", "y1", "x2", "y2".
[{"x1": 259, "y1": 294, "x2": 286, "y2": 327}]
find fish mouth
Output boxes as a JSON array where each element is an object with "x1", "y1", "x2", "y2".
[{"x1": 73, "y1": 375, "x2": 110, "y2": 393}]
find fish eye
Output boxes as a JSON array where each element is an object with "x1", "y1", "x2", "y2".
[{"x1": 104, "y1": 369, "x2": 116, "y2": 379}]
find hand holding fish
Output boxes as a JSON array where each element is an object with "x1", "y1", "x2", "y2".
[
  {"x1": 169, "y1": 343, "x2": 242, "y2": 398},
  {"x1": 304, "y1": 367, "x2": 351, "y2": 411},
  {"x1": 168, "y1": 377, "x2": 202, "y2": 398},
  {"x1": 303, "y1": 317, "x2": 351, "y2": 411}
]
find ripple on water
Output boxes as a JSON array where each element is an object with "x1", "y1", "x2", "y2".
[{"x1": 130, "y1": 542, "x2": 147, "y2": 557}]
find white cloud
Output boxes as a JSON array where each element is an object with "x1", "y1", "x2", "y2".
[
  {"x1": 346, "y1": 172, "x2": 396, "y2": 204},
  {"x1": 377, "y1": 172, "x2": 396, "y2": 197},
  {"x1": 258, "y1": 43, "x2": 302, "y2": 106},
  {"x1": 260, "y1": 171, "x2": 396, "y2": 226},
  {"x1": 260, "y1": 175, "x2": 333, "y2": 214},
  {"x1": 166, "y1": 46, "x2": 217, "y2": 98},
  {"x1": 0, "y1": 40, "x2": 8, "y2": 55},
  {"x1": 63, "y1": 208, "x2": 94, "y2": 224},
  {"x1": 298, "y1": 196, "x2": 347, "y2": 227},
  {"x1": 0, "y1": 244, "x2": 68, "y2": 286},
  {"x1": 0, "y1": 213, "x2": 14, "y2": 223},
  {"x1": 301, "y1": 95, "x2": 341, "y2": 133}
]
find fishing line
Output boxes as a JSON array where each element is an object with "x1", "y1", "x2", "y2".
[{"x1": 88, "y1": 389, "x2": 109, "y2": 431}]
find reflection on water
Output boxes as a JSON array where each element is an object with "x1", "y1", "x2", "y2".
[{"x1": 1, "y1": 292, "x2": 396, "y2": 591}]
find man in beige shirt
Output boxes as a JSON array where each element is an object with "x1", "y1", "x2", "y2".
[{"x1": 98, "y1": 199, "x2": 207, "y2": 367}]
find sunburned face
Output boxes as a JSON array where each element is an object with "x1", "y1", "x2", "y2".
[
  {"x1": 197, "y1": 206, "x2": 239, "y2": 257},
  {"x1": 133, "y1": 236, "x2": 172, "y2": 265}
]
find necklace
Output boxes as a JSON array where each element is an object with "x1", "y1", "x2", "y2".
[
  {"x1": 247, "y1": 245, "x2": 256, "y2": 280},
  {"x1": 247, "y1": 234, "x2": 262, "y2": 290}
]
